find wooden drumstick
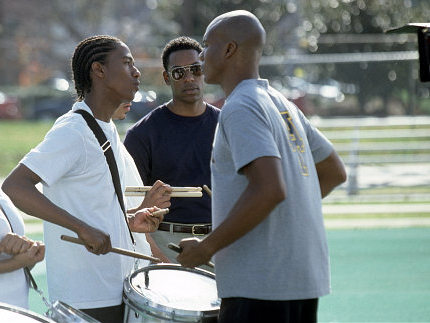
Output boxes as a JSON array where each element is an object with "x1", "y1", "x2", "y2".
[
  {"x1": 127, "y1": 208, "x2": 169, "y2": 218},
  {"x1": 168, "y1": 242, "x2": 215, "y2": 268},
  {"x1": 203, "y1": 185, "x2": 212, "y2": 197},
  {"x1": 61, "y1": 235, "x2": 161, "y2": 263},
  {"x1": 126, "y1": 186, "x2": 202, "y2": 192},
  {"x1": 150, "y1": 208, "x2": 169, "y2": 217},
  {"x1": 125, "y1": 191, "x2": 203, "y2": 198}
]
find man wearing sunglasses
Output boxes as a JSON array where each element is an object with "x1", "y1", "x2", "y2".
[{"x1": 124, "y1": 36, "x2": 220, "y2": 263}]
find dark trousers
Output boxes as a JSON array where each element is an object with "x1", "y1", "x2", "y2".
[
  {"x1": 218, "y1": 297, "x2": 319, "y2": 323},
  {"x1": 81, "y1": 303, "x2": 125, "y2": 323}
]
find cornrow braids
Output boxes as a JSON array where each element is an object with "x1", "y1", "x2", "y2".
[
  {"x1": 72, "y1": 35, "x2": 122, "y2": 101},
  {"x1": 161, "y1": 36, "x2": 203, "y2": 71}
]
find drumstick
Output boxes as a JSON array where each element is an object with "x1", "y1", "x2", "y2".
[
  {"x1": 125, "y1": 191, "x2": 202, "y2": 198},
  {"x1": 126, "y1": 186, "x2": 202, "y2": 192},
  {"x1": 203, "y1": 185, "x2": 212, "y2": 197},
  {"x1": 168, "y1": 243, "x2": 215, "y2": 268},
  {"x1": 60, "y1": 235, "x2": 161, "y2": 263},
  {"x1": 128, "y1": 208, "x2": 169, "y2": 218},
  {"x1": 150, "y1": 208, "x2": 169, "y2": 217}
]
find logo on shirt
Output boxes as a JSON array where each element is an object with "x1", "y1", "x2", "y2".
[{"x1": 280, "y1": 110, "x2": 309, "y2": 176}]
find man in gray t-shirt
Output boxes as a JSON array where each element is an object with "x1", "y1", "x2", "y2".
[{"x1": 177, "y1": 10, "x2": 347, "y2": 323}]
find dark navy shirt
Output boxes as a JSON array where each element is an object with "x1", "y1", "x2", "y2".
[{"x1": 124, "y1": 103, "x2": 220, "y2": 224}]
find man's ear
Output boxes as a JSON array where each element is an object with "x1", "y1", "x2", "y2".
[
  {"x1": 225, "y1": 41, "x2": 238, "y2": 58},
  {"x1": 163, "y1": 70, "x2": 170, "y2": 85},
  {"x1": 91, "y1": 61, "x2": 104, "y2": 79}
]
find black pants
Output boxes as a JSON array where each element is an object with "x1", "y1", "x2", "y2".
[
  {"x1": 218, "y1": 297, "x2": 319, "y2": 323},
  {"x1": 81, "y1": 303, "x2": 125, "y2": 323}
]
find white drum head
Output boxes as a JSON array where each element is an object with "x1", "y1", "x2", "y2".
[{"x1": 123, "y1": 264, "x2": 220, "y2": 322}]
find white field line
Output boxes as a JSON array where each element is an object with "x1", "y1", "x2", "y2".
[
  {"x1": 325, "y1": 217, "x2": 430, "y2": 229},
  {"x1": 323, "y1": 203, "x2": 430, "y2": 214}
]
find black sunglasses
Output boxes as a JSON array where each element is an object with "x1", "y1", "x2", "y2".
[{"x1": 168, "y1": 63, "x2": 203, "y2": 81}]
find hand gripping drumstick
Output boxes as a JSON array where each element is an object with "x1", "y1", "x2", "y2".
[
  {"x1": 146, "y1": 208, "x2": 169, "y2": 217},
  {"x1": 168, "y1": 242, "x2": 215, "y2": 268},
  {"x1": 61, "y1": 235, "x2": 161, "y2": 263},
  {"x1": 127, "y1": 208, "x2": 169, "y2": 219}
]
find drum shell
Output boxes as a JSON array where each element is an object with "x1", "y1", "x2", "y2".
[
  {"x1": 0, "y1": 302, "x2": 56, "y2": 322},
  {"x1": 47, "y1": 300, "x2": 101, "y2": 323},
  {"x1": 123, "y1": 264, "x2": 219, "y2": 323}
]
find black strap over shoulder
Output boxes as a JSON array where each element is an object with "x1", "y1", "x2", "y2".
[
  {"x1": 0, "y1": 204, "x2": 38, "y2": 290},
  {"x1": 74, "y1": 109, "x2": 135, "y2": 245}
]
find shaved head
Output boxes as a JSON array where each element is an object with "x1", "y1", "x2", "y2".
[
  {"x1": 201, "y1": 10, "x2": 266, "y2": 95},
  {"x1": 206, "y1": 10, "x2": 266, "y2": 56}
]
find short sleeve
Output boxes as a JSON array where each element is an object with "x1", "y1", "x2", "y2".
[
  {"x1": 297, "y1": 110, "x2": 333, "y2": 163},
  {"x1": 122, "y1": 146, "x2": 144, "y2": 209},
  {"x1": 221, "y1": 106, "x2": 281, "y2": 173},
  {"x1": 20, "y1": 123, "x2": 85, "y2": 186}
]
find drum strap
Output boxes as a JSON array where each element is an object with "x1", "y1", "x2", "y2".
[
  {"x1": 74, "y1": 109, "x2": 135, "y2": 245},
  {"x1": 0, "y1": 204, "x2": 38, "y2": 290}
]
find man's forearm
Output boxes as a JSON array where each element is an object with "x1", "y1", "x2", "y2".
[
  {"x1": 201, "y1": 157, "x2": 286, "y2": 257},
  {"x1": 316, "y1": 151, "x2": 347, "y2": 198},
  {"x1": 201, "y1": 184, "x2": 284, "y2": 257},
  {"x1": 2, "y1": 172, "x2": 88, "y2": 235},
  {"x1": 0, "y1": 258, "x2": 26, "y2": 273}
]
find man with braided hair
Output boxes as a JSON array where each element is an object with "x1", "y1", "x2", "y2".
[{"x1": 2, "y1": 35, "x2": 171, "y2": 323}]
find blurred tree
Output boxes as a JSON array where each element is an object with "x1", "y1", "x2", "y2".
[
  {"x1": 150, "y1": 0, "x2": 302, "y2": 101},
  {"x1": 299, "y1": 0, "x2": 430, "y2": 115},
  {"x1": 0, "y1": 0, "x2": 158, "y2": 86},
  {"x1": 0, "y1": 0, "x2": 428, "y2": 116}
]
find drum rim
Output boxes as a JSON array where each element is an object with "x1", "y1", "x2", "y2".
[
  {"x1": 0, "y1": 302, "x2": 56, "y2": 322},
  {"x1": 123, "y1": 264, "x2": 219, "y2": 321},
  {"x1": 48, "y1": 300, "x2": 101, "y2": 323}
]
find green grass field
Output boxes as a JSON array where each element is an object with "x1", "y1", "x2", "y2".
[
  {"x1": 27, "y1": 228, "x2": 430, "y2": 323},
  {"x1": 0, "y1": 121, "x2": 53, "y2": 177}
]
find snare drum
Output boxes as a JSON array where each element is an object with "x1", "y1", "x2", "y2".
[
  {"x1": 123, "y1": 264, "x2": 220, "y2": 322},
  {"x1": 46, "y1": 300, "x2": 101, "y2": 323},
  {"x1": 0, "y1": 302, "x2": 55, "y2": 322}
]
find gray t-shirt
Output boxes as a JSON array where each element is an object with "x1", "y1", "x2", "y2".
[{"x1": 211, "y1": 79, "x2": 333, "y2": 300}]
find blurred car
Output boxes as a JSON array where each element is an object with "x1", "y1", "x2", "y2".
[
  {"x1": 0, "y1": 91, "x2": 22, "y2": 119},
  {"x1": 27, "y1": 77, "x2": 75, "y2": 120},
  {"x1": 124, "y1": 90, "x2": 158, "y2": 121},
  {"x1": 285, "y1": 76, "x2": 348, "y2": 102},
  {"x1": 29, "y1": 88, "x2": 158, "y2": 121},
  {"x1": 30, "y1": 95, "x2": 75, "y2": 120}
]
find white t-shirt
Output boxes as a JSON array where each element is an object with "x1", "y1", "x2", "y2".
[
  {"x1": 0, "y1": 191, "x2": 29, "y2": 309},
  {"x1": 21, "y1": 101, "x2": 135, "y2": 309},
  {"x1": 123, "y1": 144, "x2": 151, "y2": 268}
]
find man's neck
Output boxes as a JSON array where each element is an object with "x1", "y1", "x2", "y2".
[
  {"x1": 167, "y1": 99, "x2": 206, "y2": 117},
  {"x1": 222, "y1": 66, "x2": 260, "y2": 97},
  {"x1": 84, "y1": 96, "x2": 117, "y2": 122}
]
